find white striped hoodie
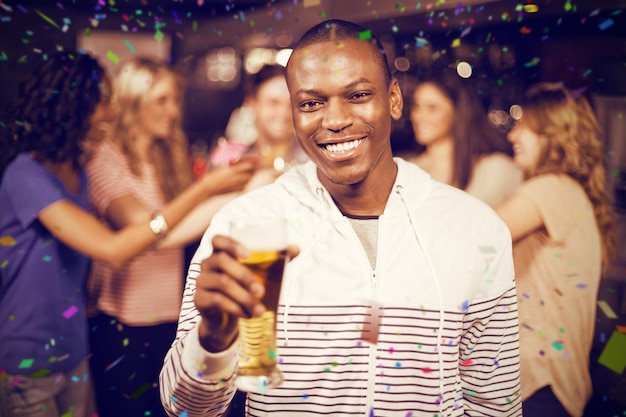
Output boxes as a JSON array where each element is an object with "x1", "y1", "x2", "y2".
[{"x1": 160, "y1": 158, "x2": 522, "y2": 417}]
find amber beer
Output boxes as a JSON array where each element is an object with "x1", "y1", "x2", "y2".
[
  {"x1": 241, "y1": 250, "x2": 287, "y2": 313},
  {"x1": 230, "y1": 218, "x2": 288, "y2": 393}
]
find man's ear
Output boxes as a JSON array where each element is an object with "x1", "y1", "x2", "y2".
[{"x1": 389, "y1": 78, "x2": 403, "y2": 121}]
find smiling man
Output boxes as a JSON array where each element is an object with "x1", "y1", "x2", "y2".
[{"x1": 161, "y1": 19, "x2": 522, "y2": 417}]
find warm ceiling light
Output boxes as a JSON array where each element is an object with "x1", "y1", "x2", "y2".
[
  {"x1": 509, "y1": 104, "x2": 523, "y2": 120},
  {"x1": 275, "y1": 49, "x2": 293, "y2": 67},
  {"x1": 456, "y1": 61, "x2": 472, "y2": 78},
  {"x1": 394, "y1": 57, "x2": 411, "y2": 72}
]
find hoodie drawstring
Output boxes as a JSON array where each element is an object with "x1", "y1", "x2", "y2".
[
  {"x1": 282, "y1": 186, "x2": 328, "y2": 345},
  {"x1": 395, "y1": 184, "x2": 446, "y2": 417},
  {"x1": 280, "y1": 181, "x2": 446, "y2": 416}
]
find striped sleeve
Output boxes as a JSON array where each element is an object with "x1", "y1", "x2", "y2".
[
  {"x1": 460, "y1": 285, "x2": 522, "y2": 416},
  {"x1": 85, "y1": 140, "x2": 135, "y2": 215},
  {"x1": 160, "y1": 258, "x2": 239, "y2": 417}
]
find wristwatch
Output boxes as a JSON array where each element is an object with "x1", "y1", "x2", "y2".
[{"x1": 149, "y1": 211, "x2": 169, "y2": 238}]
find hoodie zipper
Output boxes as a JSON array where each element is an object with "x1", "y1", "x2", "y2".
[
  {"x1": 364, "y1": 213, "x2": 384, "y2": 416},
  {"x1": 338, "y1": 214, "x2": 381, "y2": 415}
]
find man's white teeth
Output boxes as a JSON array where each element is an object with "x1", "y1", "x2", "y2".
[
  {"x1": 324, "y1": 139, "x2": 363, "y2": 153},
  {"x1": 513, "y1": 145, "x2": 522, "y2": 153}
]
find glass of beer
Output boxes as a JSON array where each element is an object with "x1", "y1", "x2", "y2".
[{"x1": 230, "y1": 217, "x2": 288, "y2": 393}]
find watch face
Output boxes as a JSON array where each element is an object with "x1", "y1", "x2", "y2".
[{"x1": 150, "y1": 214, "x2": 165, "y2": 235}]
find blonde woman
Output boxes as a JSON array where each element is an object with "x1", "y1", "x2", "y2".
[
  {"x1": 495, "y1": 83, "x2": 615, "y2": 417},
  {"x1": 85, "y1": 57, "x2": 257, "y2": 417}
]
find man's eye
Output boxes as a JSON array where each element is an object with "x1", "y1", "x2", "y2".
[
  {"x1": 350, "y1": 92, "x2": 371, "y2": 100},
  {"x1": 299, "y1": 101, "x2": 320, "y2": 110}
]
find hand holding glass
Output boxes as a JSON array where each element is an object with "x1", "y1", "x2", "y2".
[{"x1": 230, "y1": 217, "x2": 288, "y2": 393}]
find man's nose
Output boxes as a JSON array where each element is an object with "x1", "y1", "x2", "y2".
[{"x1": 322, "y1": 98, "x2": 353, "y2": 132}]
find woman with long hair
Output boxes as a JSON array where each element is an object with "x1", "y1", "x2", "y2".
[
  {"x1": 495, "y1": 82, "x2": 615, "y2": 417},
  {"x1": 406, "y1": 70, "x2": 523, "y2": 206},
  {"x1": 0, "y1": 51, "x2": 254, "y2": 417},
  {"x1": 84, "y1": 56, "x2": 257, "y2": 417}
]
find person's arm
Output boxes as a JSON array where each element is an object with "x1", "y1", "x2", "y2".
[
  {"x1": 157, "y1": 192, "x2": 240, "y2": 248},
  {"x1": 160, "y1": 218, "x2": 299, "y2": 416},
  {"x1": 39, "y1": 159, "x2": 257, "y2": 268},
  {"x1": 495, "y1": 191, "x2": 543, "y2": 242},
  {"x1": 459, "y1": 219, "x2": 522, "y2": 416},
  {"x1": 159, "y1": 226, "x2": 259, "y2": 417},
  {"x1": 38, "y1": 195, "x2": 193, "y2": 269},
  {"x1": 460, "y1": 285, "x2": 522, "y2": 416},
  {"x1": 158, "y1": 164, "x2": 278, "y2": 249},
  {"x1": 469, "y1": 154, "x2": 524, "y2": 207}
]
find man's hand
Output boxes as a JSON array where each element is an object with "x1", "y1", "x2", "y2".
[{"x1": 194, "y1": 234, "x2": 299, "y2": 352}]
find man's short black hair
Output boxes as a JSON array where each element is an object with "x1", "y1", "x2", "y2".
[{"x1": 288, "y1": 19, "x2": 392, "y2": 87}]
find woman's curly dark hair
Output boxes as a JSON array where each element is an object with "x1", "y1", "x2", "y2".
[{"x1": 0, "y1": 50, "x2": 105, "y2": 178}]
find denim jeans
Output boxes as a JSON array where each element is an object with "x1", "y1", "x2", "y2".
[{"x1": 0, "y1": 358, "x2": 95, "y2": 417}]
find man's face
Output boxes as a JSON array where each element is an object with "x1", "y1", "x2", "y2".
[{"x1": 286, "y1": 39, "x2": 402, "y2": 187}]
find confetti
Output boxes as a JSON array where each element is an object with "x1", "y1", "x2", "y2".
[
  {"x1": 19, "y1": 358, "x2": 34, "y2": 369},
  {"x1": 31, "y1": 368, "x2": 51, "y2": 378},
  {"x1": 598, "y1": 331, "x2": 626, "y2": 374},
  {"x1": 62, "y1": 305, "x2": 78, "y2": 319},
  {"x1": 551, "y1": 341, "x2": 564, "y2": 351},
  {"x1": 118, "y1": 382, "x2": 145, "y2": 401},
  {"x1": 523, "y1": 4, "x2": 539, "y2": 13},
  {"x1": 106, "y1": 50, "x2": 120, "y2": 64},
  {"x1": 124, "y1": 39, "x2": 136, "y2": 53},
  {"x1": 34, "y1": 9, "x2": 60, "y2": 29},
  {"x1": 415, "y1": 37, "x2": 428, "y2": 47},
  {"x1": 524, "y1": 57, "x2": 541, "y2": 67},
  {"x1": 257, "y1": 376, "x2": 268, "y2": 394},
  {"x1": 358, "y1": 30, "x2": 372, "y2": 41},
  {"x1": 598, "y1": 300, "x2": 618, "y2": 319},
  {"x1": 0, "y1": 235, "x2": 16, "y2": 246},
  {"x1": 598, "y1": 18, "x2": 614, "y2": 30},
  {"x1": 103, "y1": 355, "x2": 124, "y2": 372},
  {"x1": 564, "y1": 0, "x2": 573, "y2": 12}
]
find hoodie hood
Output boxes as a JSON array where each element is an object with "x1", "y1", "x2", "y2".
[{"x1": 272, "y1": 158, "x2": 434, "y2": 220}]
